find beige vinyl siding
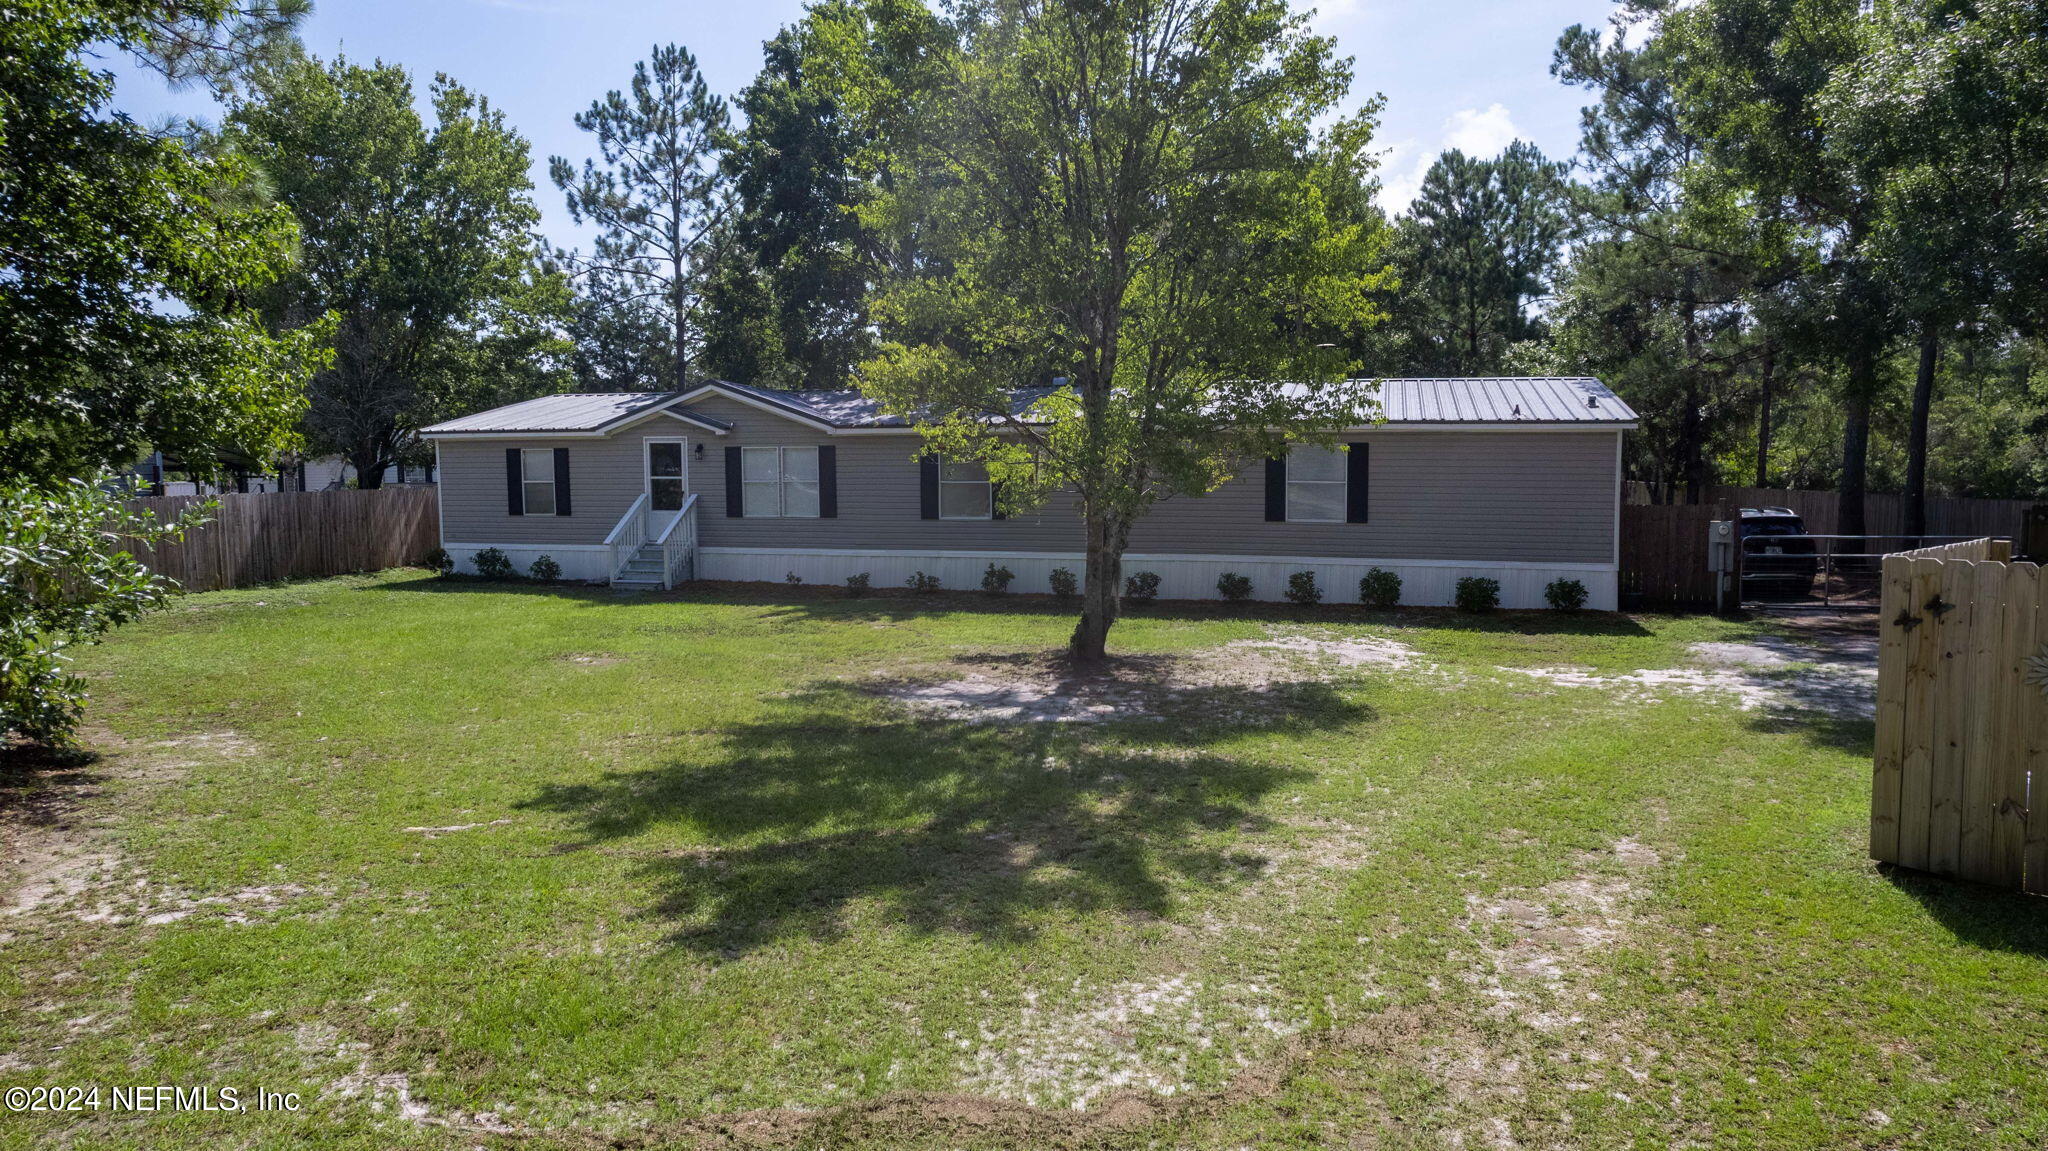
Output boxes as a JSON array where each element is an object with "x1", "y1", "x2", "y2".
[
  {"x1": 442, "y1": 392, "x2": 1619, "y2": 566},
  {"x1": 1129, "y1": 431, "x2": 1618, "y2": 564},
  {"x1": 438, "y1": 434, "x2": 647, "y2": 546}
]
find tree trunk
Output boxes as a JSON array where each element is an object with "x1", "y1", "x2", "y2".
[
  {"x1": 1069, "y1": 509, "x2": 1124, "y2": 664},
  {"x1": 1905, "y1": 325, "x2": 1938, "y2": 542},
  {"x1": 674, "y1": 277, "x2": 690, "y2": 391},
  {"x1": 1838, "y1": 345, "x2": 1878, "y2": 543},
  {"x1": 1755, "y1": 342, "x2": 1774, "y2": 487},
  {"x1": 351, "y1": 444, "x2": 386, "y2": 490}
]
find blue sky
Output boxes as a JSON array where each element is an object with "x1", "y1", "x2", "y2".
[{"x1": 108, "y1": 0, "x2": 1622, "y2": 250}]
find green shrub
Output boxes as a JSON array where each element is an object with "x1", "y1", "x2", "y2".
[
  {"x1": 2, "y1": 477, "x2": 207, "y2": 746},
  {"x1": 470, "y1": 547, "x2": 514, "y2": 579},
  {"x1": 1049, "y1": 567, "x2": 1078, "y2": 599},
  {"x1": 907, "y1": 570, "x2": 941, "y2": 594},
  {"x1": 528, "y1": 554, "x2": 562, "y2": 582},
  {"x1": 1455, "y1": 576, "x2": 1501, "y2": 613},
  {"x1": 1545, "y1": 577, "x2": 1588, "y2": 612},
  {"x1": 1124, "y1": 571, "x2": 1161, "y2": 604},
  {"x1": 785, "y1": 571, "x2": 803, "y2": 585},
  {"x1": 981, "y1": 563, "x2": 1015, "y2": 595},
  {"x1": 1359, "y1": 567, "x2": 1401, "y2": 609},
  {"x1": 1284, "y1": 570, "x2": 1322, "y2": 606},
  {"x1": 423, "y1": 547, "x2": 452, "y2": 575},
  {"x1": 846, "y1": 572, "x2": 871, "y2": 596},
  {"x1": 1216, "y1": 572, "x2": 1253, "y2": 602}
]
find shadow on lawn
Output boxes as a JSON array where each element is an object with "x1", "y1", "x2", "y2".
[
  {"x1": 1884, "y1": 865, "x2": 2048, "y2": 958},
  {"x1": 520, "y1": 680, "x2": 1367, "y2": 957},
  {"x1": 367, "y1": 571, "x2": 1657, "y2": 638}
]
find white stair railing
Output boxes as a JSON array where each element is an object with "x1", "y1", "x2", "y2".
[
  {"x1": 654, "y1": 492, "x2": 698, "y2": 589},
  {"x1": 604, "y1": 493, "x2": 650, "y2": 582}
]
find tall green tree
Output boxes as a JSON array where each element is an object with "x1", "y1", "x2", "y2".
[
  {"x1": 1828, "y1": 0, "x2": 2048, "y2": 533},
  {"x1": 0, "y1": 0, "x2": 327, "y2": 486},
  {"x1": 1664, "y1": 0, "x2": 1901, "y2": 537},
  {"x1": 1385, "y1": 142, "x2": 1570, "y2": 374},
  {"x1": 551, "y1": 44, "x2": 731, "y2": 389},
  {"x1": 1550, "y1": 6, "x2": 1791, "y2": 500},
  {"x1": 845, "y1": 0, "x2": 1393, "y2": 662},
  {"x1": 557, "y1": 258, "x2": 675, "y2": 391},
  {"x1": 225, "y1": 53, "x2": 568, "y2": 487}
]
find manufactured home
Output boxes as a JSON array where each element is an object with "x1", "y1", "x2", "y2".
[{"x1": 420, "y1": 376, "x2": 1635, "y2": 609}]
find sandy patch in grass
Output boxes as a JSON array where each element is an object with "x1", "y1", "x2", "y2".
[
  {"x1": 879, "y1": 629, "x2": 1423, "y2": 724},
  {"x1": 401, "y1": 818, "x2": 513, "y2": 836},
  {"x1": 1425, "y1": 837, "x2": 1669, "y2": 1145},
  {"x1": 959, "y1": 975, "x2": 1305, "y2": 1110},
  {"x1": 1221, "y1": 632, "x2": 1426, "y2": 670},
  {"x1": 1497, "y1": 626, "x2": 1877, "y2": 721},
  {"x1": 560, "y1": 652, "x2": 624, "y2": 667}
]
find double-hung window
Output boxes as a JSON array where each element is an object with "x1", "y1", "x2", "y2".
[
  {"x1": 1285, "y1": 445, "x2": 1347, "y2": 523},
  {"x1": 938, "y1": 457, "x2": 992, "y2": 520},
  {"x1": 741, "y1": 446, "x2": 821, "y2": 518},
  {"x1": 520, "y1": 448, "x2": 556, "y2": 515}
]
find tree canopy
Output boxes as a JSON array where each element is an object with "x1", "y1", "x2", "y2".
[
  {"x1": 0, "y1": 0, "x2": 328, "y2": 486},
  {"x1": 836, "y1": 0, "x2": 1393, "y2": 659},
  {"x1": 225, "y1": 52, "x2": 570, "y2": 486}
]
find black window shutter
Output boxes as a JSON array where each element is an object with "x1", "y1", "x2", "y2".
[
  {"x1": 919, "y1": 454, "x2": 939, "y2": 519},
  {"x1": 818, "y1": 445, "x2": 838, "y2": 518},
  {"x1": 553, "y1": 447, "x2": 572, "y2": 516},
  {"x1": 991, "y1": 479, "x2": 1006, "y2": 521},
  {"x1": 1264, "y1": 456, "x2": 1286, "y2": 522},
  {"x1": 506, "y1": 448, "x2": 523, "y2": 516},
  {"x1": 724, "y1": 446, "x2": 744, "y2": 517},
  {"x1": 1345, "y1": 442, "x2": 1369, "y2": 523}
]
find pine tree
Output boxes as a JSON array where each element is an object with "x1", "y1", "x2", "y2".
[{"x1": 550, "y1": 44, "x2": 731, "y2": 390}]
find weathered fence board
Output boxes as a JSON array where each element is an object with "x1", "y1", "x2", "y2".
[
  {"x1": 115, "y1": 487, "x2": 439, "y2": 593},
  {"x1": 1627, "y1": 482, "x2": 2037, "y2": 542},
  {"x1": 1619, "y1": 501, "x2": 1727, "y2": 608},
  {"x1": 1870, "y1": 538, "x2": 2048, "y2": 891}
]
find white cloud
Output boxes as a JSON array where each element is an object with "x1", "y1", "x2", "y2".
[
  {"x1": 1443, "y1": 103, "x2": 1520, "y2": 158},
  {"x1": 1375, "y1": 103, "x2": 1522, "y2": 214}
]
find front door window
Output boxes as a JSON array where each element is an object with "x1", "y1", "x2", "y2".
[{"x1": 648, "y1": 442, "x2": 685, "y2": 511}]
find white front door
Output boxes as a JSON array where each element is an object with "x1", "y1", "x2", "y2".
[{"x1": 644, "y1": 438, "x2": 688, "y2": 536}]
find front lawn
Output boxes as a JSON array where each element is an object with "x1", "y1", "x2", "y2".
[{"x1": 4, "y1": 571, "x2": 2045, "y2": 1148}]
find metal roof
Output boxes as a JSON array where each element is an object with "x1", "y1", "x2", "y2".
[
  {"x1": 1371, "y1": 377, "x2": 1634, "y2": 424},
  {"x1": 421, "y1": 393, "x2": 731, "y2": 435},
  {"x1": 707, "y1": 379, "x2": 1061, "y2": 427},
  {"x1": 422, "y1": 377, "x2": 1633, "y2": 436}
]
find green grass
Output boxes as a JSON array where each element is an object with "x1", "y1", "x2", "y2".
[{"x1": 3, "y1": 570, "x2": 2046, "y2": 1149}]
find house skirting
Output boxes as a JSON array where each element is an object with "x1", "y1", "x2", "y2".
[
  {"x1": 444, "y1": 542, "x2": 615, "y2": 582},
  {"x1": 695, "y1": 547, "x2": 1619, "y2": 611}
]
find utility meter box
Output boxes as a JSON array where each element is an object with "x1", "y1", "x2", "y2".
[{"x1": 1708, "y1": 520, "x2": 1735, "y2": 573}]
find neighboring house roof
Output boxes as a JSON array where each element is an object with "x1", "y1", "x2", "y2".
[
  {"x1": 421, "y1": 393, "x2": 733, "y2": 436},
  {"x1": 423, "y1": 377, "x2": 1635, "y2": 437}
]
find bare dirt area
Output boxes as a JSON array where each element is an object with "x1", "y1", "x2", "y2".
[
  {"x1": 875, "y1": 628, "x2": 1426, "y2": 724},
  {"x1": 1501, "y1": 614, "x2": 1878, "y2": 722},
  {"x1": 958, "y1": 974, "x2": 1306, "y2": 1110},
  {"x1": 1422, "y1": 836, "x2": 1673, "y2": 1147}
]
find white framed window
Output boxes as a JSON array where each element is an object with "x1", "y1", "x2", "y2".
[
  {"x1": 1285, "y1": 445, "x2": 1346, "y2": 523},
  {"x1": 742, "y1": 446, "x2": 821, "y2": 518},
  {"x1": 939, "y1": 456, "x2": 992, "y2": 520},
  {"x1": 521, "y1": 448, "x2": 556, "y2": 515}
]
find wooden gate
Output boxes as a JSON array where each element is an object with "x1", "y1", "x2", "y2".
[{"x1": 1871, "y1": 538, "x2": 2048, "y2": 891}]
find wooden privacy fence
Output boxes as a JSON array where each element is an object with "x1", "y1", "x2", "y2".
[
  {"x1": 1870, "y1": 537, "x2": 2048, "y2": 892},
  {"x1": 117, "y1": 487, "x2": 440, "y2": 593},
  {"x1": 1619, "y1": 501, "x2": 1728, "y2": 608},
  {"x1": 1627, "y1": 482, "x2": 2037, "y2": 541}
]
